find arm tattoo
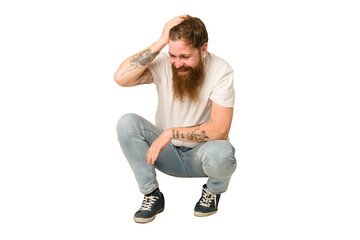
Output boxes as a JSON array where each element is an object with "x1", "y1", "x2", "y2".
[
  {"x1": 121, "y1": 49, "x2": 159, "y2": 76},
  {"x1": 172, "y1": 127, "x2": 209, "y2": 142},
  {"x1": 137, "y1": 69, "x2": 153, "y2": 85}
]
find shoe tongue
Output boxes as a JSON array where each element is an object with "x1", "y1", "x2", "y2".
[{"x1": 150, "y1": 188, "x2": 161, "y2": 197}]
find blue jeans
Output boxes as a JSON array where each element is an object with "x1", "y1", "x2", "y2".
[{"x1": 117, "y1": 113, "x2": 237, "y2": 195}]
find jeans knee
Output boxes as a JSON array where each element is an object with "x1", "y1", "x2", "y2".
[
  {"x1": 116, "y1": 113, "x2": 141, "y2": 139},
  {"x1": 199, "y1": 140, "x2": 237, "y2": 178}
]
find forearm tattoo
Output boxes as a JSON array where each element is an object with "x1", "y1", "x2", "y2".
[
  {"x1": 121, "y1": 49, "x2": 159, "y2": 76},
  {"x1": 137, "y1": 70, "x2": 153, "y2": 85},
  {"x1": 172, "y1": 127, "x2": 209, "y2": 142}
]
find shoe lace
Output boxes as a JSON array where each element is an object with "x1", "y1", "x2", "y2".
[
  {"x1": 139, "y1": 195, "x2": 159, "y2": 211},
  {"x1": 199, "y1": 188, "x2": 216, "y2": 208}
]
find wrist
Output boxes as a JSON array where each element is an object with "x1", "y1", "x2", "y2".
[
  {"x1": 154, "y1": 38, "x2": 167, "y2": 50},
  {"x1": 166, "y1": 128, "x2": 175, "y2": 140}
]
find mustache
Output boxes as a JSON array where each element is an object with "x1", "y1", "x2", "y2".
[{"x1": 172, "y1": 64, "x2": 193, "y2": 72}]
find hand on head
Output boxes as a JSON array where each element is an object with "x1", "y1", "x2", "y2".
[{"x1": 159, "y1": 15, "x2": 188, "y2": 46}]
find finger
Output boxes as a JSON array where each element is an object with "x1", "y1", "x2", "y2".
[
  {"x1": 147, "y1": 147, "x2": 153, "y2": 164},
  {"x1": 171, "y1": 18, "x2": 185, "y2": 26},
  {"x1": 151, "y1": 150, "x2": 159, "y2": 165},
  {"x1": 166, "y1": 16, "x2": 186, "y2": 28},
  {"x1": 147, "y1": 144, "x2": 158, "y2": 165},
  {"x1": 165, "y1": 21, "x2": 182, "y2": 30},
  {"x1": 169, "y1": 15, "x2": 186, "y2": 23},
  {"x1": 175, "y1": 15, "x2": 188, "y2": 21},
  {"x1": 150, "y1": 145, "x2": 157, "y2": 164}
]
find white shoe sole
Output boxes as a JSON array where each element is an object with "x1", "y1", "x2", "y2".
[
  {"x1": 133, "y1": 208, "x2": 164, "y2": 223},
  {"x1": 194, "y1": 210, "x2": 217, "y2": 217}
]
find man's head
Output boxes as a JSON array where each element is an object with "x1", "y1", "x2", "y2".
[
  {"x1": 168, "y1": 15, "x2": 208, "y2": 102},
  {"x1": 169, "y1": 15, "x2": 208, "y2": 49}
]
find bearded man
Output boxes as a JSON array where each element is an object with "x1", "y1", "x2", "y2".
[{"x1": 114, "y1": 15, "x2": 236, "y2": 223}]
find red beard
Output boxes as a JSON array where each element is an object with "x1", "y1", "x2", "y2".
[{"x1": 171, "y1": 60, "x2": 205, "y2": 102}]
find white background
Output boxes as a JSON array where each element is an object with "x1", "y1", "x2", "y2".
[{"x1": 1, "y1": 0, "x2": 359, "y2": 239}]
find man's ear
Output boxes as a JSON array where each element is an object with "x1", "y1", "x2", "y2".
[{"x1": 201, "y1": 42, "x2": 208, "y2": 57}]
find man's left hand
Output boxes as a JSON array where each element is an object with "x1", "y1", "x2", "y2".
[{"x1": 147, "y1": 129, "x2": 172, "y2": 164}]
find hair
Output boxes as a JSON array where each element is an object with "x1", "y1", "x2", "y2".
[{"x1": 169, "y1": 15, "x2": 208, "y2": 49}]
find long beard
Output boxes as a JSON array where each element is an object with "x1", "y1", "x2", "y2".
[{"x1": 171, "y1": 60, "x2": 205, "y2": 102}]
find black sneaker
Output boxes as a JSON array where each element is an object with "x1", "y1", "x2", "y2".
[
  {"x1": 194, "y1": 184, "x2": 221, "y2": 217},
  {"x1": 133, "y1": 188, "x2": 165, "y2": 223}
]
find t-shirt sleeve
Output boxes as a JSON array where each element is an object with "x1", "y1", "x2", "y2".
[
  {"x1": 148, "y1": 52, "x2": 168, "y2": 86},
  {"x1": 209, "y1": 66, "x2": 235, "y2": 108}
]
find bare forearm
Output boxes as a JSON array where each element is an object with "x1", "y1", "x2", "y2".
[
  {"x1": 170, "y1": 122, "x2": 229, "y2": 143},
  {"x1": 114, "y1": 16, "x2": 186, "y2": 87},
  {"x1": 114, "y1": 40, "x2": 166, "y2": 86}
]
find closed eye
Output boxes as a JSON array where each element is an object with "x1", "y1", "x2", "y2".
[{"x1": 168, "y1": 52, "x2": 192, "y2": 59}]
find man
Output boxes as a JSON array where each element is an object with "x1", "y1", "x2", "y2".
[{"x1": 115, "y1": 15, "x2": 236, "y2": 223}]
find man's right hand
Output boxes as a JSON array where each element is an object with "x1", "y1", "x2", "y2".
[
  {"x1": 114, "y1": 15, "x2": 187, "y2": 87},
  {"x1": 158, "y1": 15, "x2": 187, "y2": 46}
]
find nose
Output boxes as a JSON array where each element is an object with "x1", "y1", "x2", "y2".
[{"x1": 174, "y1": 60, "x2": 184, "y2": 69}]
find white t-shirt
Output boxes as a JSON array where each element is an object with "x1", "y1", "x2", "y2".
[{"x1": 148, "y1": 52, "x2": 235, "y2": 147}]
